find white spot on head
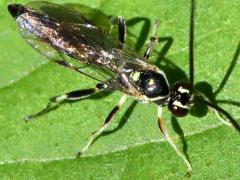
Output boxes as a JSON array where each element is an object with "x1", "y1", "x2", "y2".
[
  {"x1": 178, "y1": 86, "x2": 189, "y2": 94},
  {"x1": 173, "y1": 100, "x2": 189, "y2": 109}
]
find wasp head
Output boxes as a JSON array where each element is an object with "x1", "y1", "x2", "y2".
[{"x1": 167, "y1": 81, "x2": 192, "y2": 117}]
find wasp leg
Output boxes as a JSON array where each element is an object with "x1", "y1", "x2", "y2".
[
  {"x1": 24, "y1": 83, "x2": 105, "y2": 121},
  {"x1": 109, "y1": 16, "x2": 126, "y2": 49},
  {"x1": 76, "y1": 94, "x2": 127, "y2": 157},
  {"x1": 157, "y1": 106, "x2": 192, "y2": 176},
  {"x1": 143, "y1": 20, "x2": 160, "y2": 59}
]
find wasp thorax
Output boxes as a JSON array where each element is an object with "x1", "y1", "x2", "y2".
[
  {"x1": 130, "y1": 70, "x2": 169, "y2": 98},
  {"x1": 168, "y1": 82, "x2": 192, "y2": 117}
]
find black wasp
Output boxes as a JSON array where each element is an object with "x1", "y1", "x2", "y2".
[{"x1": 8, "y1": 0, "x2": 240, "y2": 174}]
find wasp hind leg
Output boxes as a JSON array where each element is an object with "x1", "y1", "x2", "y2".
[
  {"x1": 24, "y1": 83, "x2": 105, "y2": 121},
  {"x1": 157, "y1": 106, "x2": 192, "y2": 176},
  {"x1": 76, "y1": 94, "x2": 127, "y2": 157}
]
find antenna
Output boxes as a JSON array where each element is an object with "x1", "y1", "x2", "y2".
[{"x1": 189, "y1": 0, "x2": 195, "y2": 93}]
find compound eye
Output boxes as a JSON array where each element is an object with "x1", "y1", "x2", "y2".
[{"x1": 168, "y1": 101, "x2": 189, "y2": 117}]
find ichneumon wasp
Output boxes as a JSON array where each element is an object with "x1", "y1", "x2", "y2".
[{"x1": 8, "y1": 0, "x2": 240, "y2": 174}]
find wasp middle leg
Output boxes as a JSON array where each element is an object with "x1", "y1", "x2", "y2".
[{"x1": 76, "y1": 94, "x2": 127, "y2": 157}]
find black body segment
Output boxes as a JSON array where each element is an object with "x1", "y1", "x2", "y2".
[
  {"x1": 132, "y1": 70, "x2": 169, "y2": 98},
  {"x1": 168, "y1": 82, "x2": 191, "y2": 117}
]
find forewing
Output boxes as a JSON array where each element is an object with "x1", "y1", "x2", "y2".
[
  {"x1": 24, "y1": 1, "x2": 143, "y2": 67},
  {"x1": 111, "y1": 48, "x2": 154, "y2": 71},
  {"x1": 15, "y1": 1, "x2": 153, "y2": 94},
  {"x1": 26, "y1": 1, "x2": 93, "y2": 25},
  {"x1": 19, "y1": 26, "x2": 113, "y2": 82},
  {"x1": 20, "y1": 28, "x2": 61, "y2": 60},
  {"x1": 25, "y1": 1, "x2": 125, "y2": 49},
  {"x1": 19, "y1": 27, "x2": 141, "y2": 94}
]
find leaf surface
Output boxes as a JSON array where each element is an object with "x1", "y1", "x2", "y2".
[{"x1": 0, "y1": 0, "x2": 240, "y2": 179}]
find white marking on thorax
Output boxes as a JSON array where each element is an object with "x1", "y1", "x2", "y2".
[{"x1": 130, "y1": 71, "x2": 141, "y2": 81}]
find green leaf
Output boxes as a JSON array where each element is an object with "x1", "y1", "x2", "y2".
[{"x1": 0, "y1": 0, "x2": 240, "y2": 179}]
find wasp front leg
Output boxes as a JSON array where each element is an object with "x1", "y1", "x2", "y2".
[
  {"x1": 157, "y1": 106, "x2": 192, "y2": 175},
  {"x1": 25, "y1": 83, "x2": 105, "y2": 121}
]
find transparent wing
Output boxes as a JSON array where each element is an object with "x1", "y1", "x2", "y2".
[
  {"x1": 19, "y1": 26, "x2": 133, "y2": 94},
  {"x1": 19, "y1": 28, "x2": 151, "y2": 90},
  {"x1": 16, "y1": 1, "x2": 154, "y2": 93},
  {"x1": 26, "y1": 1, "x2": 93, "y2": 25},
  {"x1": 25, "y1": 1, "x2": 114, "y2": 33},
  {"x1": 25, "y1": 1, "x2": 130, "y2": 49},
  {"x1": 19, "y1": 27, "x2": 113, "y2": 82},
  {"x1": 24, "y1": 1, "x2": 146, "y2": 67},
  {"x1": 111, "y1": 48, "x2": 152, "y2": 68}
]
